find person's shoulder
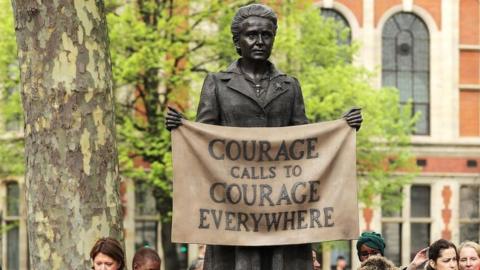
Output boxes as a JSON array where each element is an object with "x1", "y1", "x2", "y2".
[
  {"x1": 283, "y1": 74, "x2": 299, "y2": 83},
  {"x1": 201, "y1": 72, "x2": 231, "y2": 85},
  {"x1": 274, "y1": 73, "x2": 300, "y2": 86},
  {"x1": 215, "y1": 60, "x2": 240, "y2": 79},
  {"x1": 213, "y1": 71, "x2": 233, "y2": 81},
  {"x1": 203, "y1": 61, "x2": 236, "y2": 79},
  {"x1": 203, "y1": 71, "x2": 226, "y2": 80},
  {"x1": 270, "y1": 66, "x2": 296, "y2": 83}
]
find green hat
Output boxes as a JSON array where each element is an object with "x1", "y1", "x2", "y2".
[{"x1": 356, "y1": 231, "x2": 386, "y2": 257}]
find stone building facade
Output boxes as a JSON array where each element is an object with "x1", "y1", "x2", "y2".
[
  {"x1": 0, "y1": 0, "x2": 479, "y2": 269},
  {"x1": 315, "y1": 0, "x2": 480, "y2": 269}
]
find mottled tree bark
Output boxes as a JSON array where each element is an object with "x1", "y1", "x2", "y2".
[{"x1": 10, "y1": 1, "x2": 123, "y2": 269}]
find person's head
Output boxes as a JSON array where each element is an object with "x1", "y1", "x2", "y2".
[
  {"x1": 356, "y1": 232, "x2": 386, "y2": 262},
  {"x1": 132, "y1": 247, "x2": 161, "y2": 270},
  {"x1": 90, "y1": 237, "x2": 125, "y2": 270},
  {"x1": 336, "y1": 255, "x2": 347, "y2": 269},
  {"x1": 427, "y1": 239, "x2": 458, "y2": 270},
  {"x1": 458, "y1": 241, "x2": 480, "y2": 270},
  {"x1": 360, "y1": 255, "x2": 398, "y2": 270},
  {"x1": 231, "y1": 4, "x2": 278, "y2": 59},
  {"x1": 312, "y1": 250, "x2": 321, "y2": 270}
]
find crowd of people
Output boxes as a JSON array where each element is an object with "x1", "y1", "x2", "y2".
[
  {"x1": 90, "y1": 232, "x2": 480, "y2": 270},
  {"x1": 311, "y1": 231, "x2": 480, "y2": 270},
  {"x1": 90, "y1": 237, "x2": 161, "y2": 270}
]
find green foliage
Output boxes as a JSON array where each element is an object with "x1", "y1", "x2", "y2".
[
  {"x1": 107, "y1": 0, "x2": 250, "y2": 218},
  {"x1": 0, "y1": 1, "x2": 18, "y2": 92},
  {"x1": 0, "y1": 138, "x2": 24, "y2": 177},
  {"x1": 0, "y1": 0, "x2": 417, "y2": 215},
  {"x1": 108, "y1": 0, "x2": 417, "y2": 219},
  {"x1": 0, "y1": 0, "x2": 24, "y2": 177}
]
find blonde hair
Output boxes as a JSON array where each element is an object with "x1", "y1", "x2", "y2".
[{"x1": 459, "y1": 241, "x2": 480, "y2": 258}]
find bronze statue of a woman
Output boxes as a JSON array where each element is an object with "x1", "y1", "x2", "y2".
[{"x1": 167, "y1": 4, "x2": 362, "y2": 270}]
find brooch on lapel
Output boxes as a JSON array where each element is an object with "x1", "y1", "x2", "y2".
[{"x1": 274, "y1": 82, "x2": 283, "y2": 92}]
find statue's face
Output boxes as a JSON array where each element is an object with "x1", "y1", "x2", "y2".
[{"x1": 237, "y1": 16, "x2": 275, "y2": 61}]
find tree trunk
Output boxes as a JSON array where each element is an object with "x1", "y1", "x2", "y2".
[{"x1": 10, "y1": 1, "x2": 123, "y2": 269}]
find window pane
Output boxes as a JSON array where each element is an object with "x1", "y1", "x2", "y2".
[
  {"x1": 383, "y1": 20, "x2": 399, "y2": 39},
  {"x1": 413, "y1": 40, "x2": 429, "y2": 71},
  {"x1": 321, "y1": 8, "x2": 352, "y2": 44},
  {"x1": 329, "y1": 241, "x2": 352, "y2": 270},
  {"x1": 398, "y1": 71, "x2": 413, "y2": 101},
  {"x1": 396, "y1": 32, "x2": 413, "y2": 71},
  {"x1": 7, "y1": 182, "x2": 20, "y2": 216},
  {"x1": 410, "y1": 186, "x2": 430, "y2": 217},
  {"x1": 413, "y1": 103, "x2": 429, "y2": 135},
  {"x1": 135, "y1": 221, "x2": 158, "y2": 250},
  {"x1": 382, "y1": 71, "x2": 396, "y2": 88},
  {"x1": 411, "y1": 19, "x2": 429, "y2": 40},
  {"x1": 382, "y1": 189, "x2": 402, "y2": 217},
  {"x1": 460, "y1": 223, "x2": 480, "y2": 243},
  {"x1": 395, "y1": 13, "x2": 416, "y2": 31},
  {"x1": 135, "y1": 182, "x2": 158, "y2": 216},
  {"x1": 460, "y1": 186, "x2": 479, "y2": 219},
  {"x1": 382, "y1": 206, "x2": 402, "y2": 218},
  {"x1": 410, "y1": 223, "x2": 430, "y2": 261},
  {"x1": 7, "y1": 222, "x2": 19, "y2": 270},
  {"x1": 383, "y1": 223, "x2": 402, "y2": 266},
  {"x1": 413, "y1": 73, "x2": 429, "y2": 103},
  {"x1": 382, "y1": 39, "x2": 396, "y2": 70}
]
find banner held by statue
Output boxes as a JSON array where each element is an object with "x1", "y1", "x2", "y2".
[{"x1": 171, "y1": 119, "x2": 359, "y2": 246}]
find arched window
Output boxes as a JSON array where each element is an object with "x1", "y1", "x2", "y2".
[
  {"x1": 320, "y1": 8, "x2": 352, "y2": 45},
  {"x1": 382, "y1": 12, "x2": 430, "y2": 135}
]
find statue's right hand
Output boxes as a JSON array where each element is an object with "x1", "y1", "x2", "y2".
[{"x1": 166, "y1": 106, "x2": 184, "y2": 131}]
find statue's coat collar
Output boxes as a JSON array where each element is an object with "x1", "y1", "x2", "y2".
[
  {"x1": 222, "y1": 59, "x2": 285, "y2": 79},
  {"x1": 217, "y1": 59, "x2": 291, "y2": 108}
]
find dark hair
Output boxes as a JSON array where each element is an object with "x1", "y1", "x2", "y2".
[
  {"x1": 337, "y1": 255, "x2": 346, "y2": 261},
  {"x1": 231, "y1": 4, "x2": 278, "y2": 55},
  {"x1": 90, "y1": 237, "x2": 125, "y2": 270},
  {"x1": 133, "y1": 247, "x2": 161, "y2": 269},
  {"x1": 426, "y1": 239, "x2": 458, "y2": 270}
]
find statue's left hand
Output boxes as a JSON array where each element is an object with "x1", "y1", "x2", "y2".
[{"x1": 343, "y1": 107, "x2": 363, "y2": 131}]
